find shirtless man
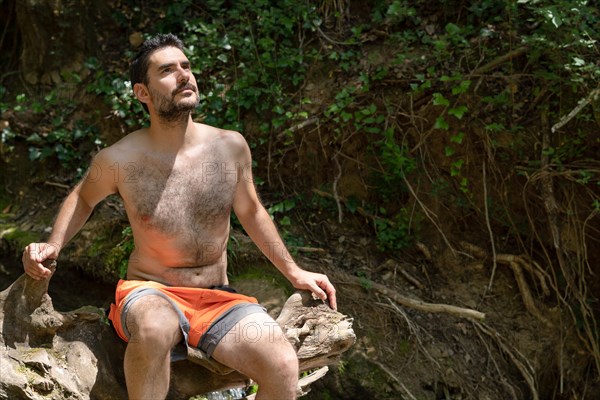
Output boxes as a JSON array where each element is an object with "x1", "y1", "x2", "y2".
[{"x1": 21, "y1": 33, "x2": 336, "y2": 400}]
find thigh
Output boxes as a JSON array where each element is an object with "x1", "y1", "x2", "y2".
[{"x1": 210, "y1": 312, "x2": 296, "y2": 376}]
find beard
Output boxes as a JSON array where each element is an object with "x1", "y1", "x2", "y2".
[{"x1": 150, "y1": 82, "x2": 199, "y2": 124}]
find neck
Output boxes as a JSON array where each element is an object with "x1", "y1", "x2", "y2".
[{"x1": 147, "y1": 114, "x2": 195, "y2": 151}]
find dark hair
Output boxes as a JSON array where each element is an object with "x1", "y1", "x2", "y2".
[{"x1": 129, "y1": 33, "x2": 185, "y2": 113}]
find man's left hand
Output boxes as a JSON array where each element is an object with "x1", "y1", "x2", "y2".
[{"x1": 290, "y1": 270, "x2": 337, "y2": 310}]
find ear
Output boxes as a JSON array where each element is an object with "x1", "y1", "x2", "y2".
[{"x1": 133, "y1": 83, "x2": 150, "y2": 106}]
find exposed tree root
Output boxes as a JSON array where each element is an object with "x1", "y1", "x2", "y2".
[
  {"x1": 495, "y1": 254, "x2": 552, "y2": 327},
  {"x1": 459, "y1": 242, "x2": 552, "y2": 326},
  {"x1": 537, "y1": 107, "x2": 600, "y2": 379},
  {"x1": 473, "y1": 322, "x2": 539, "y2": 400}
]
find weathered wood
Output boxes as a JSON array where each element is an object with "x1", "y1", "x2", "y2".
[{"x1": 0, "y1": 266, "x2": 355, "y2": 399}]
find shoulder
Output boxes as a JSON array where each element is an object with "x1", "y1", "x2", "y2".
[
  {"x1": 197, "y1": 123, "x2": 246, "y2": 144},
  {"x1": 93, "y1": 129, "x2": 147, "y2": 166},
  {"x1": 196, "y1": 123, "x2": 250, "y2": 156}
]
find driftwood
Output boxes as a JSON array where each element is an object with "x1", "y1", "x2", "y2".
[{"x1": 0, "y1": 262, "x2": 356, "y2": 399}]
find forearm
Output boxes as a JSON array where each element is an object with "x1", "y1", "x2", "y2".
[{"x1": 47, "y1": 188, "x2": 94, "y2": 253}]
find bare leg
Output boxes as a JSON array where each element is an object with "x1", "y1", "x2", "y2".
[
  {"x1": 211, "y1": 312, "x2": 299, "y2": 399},
  {"x1": 123, "y1": 295, "x2": 183, "y2": 400}
]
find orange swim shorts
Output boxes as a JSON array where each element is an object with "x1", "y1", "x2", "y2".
[{"x1": 108, "y1": 279, "x2": 266, "y2": 360}]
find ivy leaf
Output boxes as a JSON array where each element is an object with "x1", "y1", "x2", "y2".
[
  {"x1": 341, "y1": 111, "x2": 353, "y2": 122},
  {"x1": 434, "y1": 116, "x2": 449, "y2": 130},
  {"x1": 451, "y1": 131, "x2": 465, "y2": 144},
  {"x1": 432, "y1": 93, "x2": 450, "y2": 106},
  {"x1": 451, "y1": 159, "x2": 464, "y2": 176},
  {"x1": 452, "y1": 80, "x2": 471, "y2": 95},
  {"x1": 448, "y1": 105, "x2": 468, "y2": 119},
  {"x1": 29, "y1": 147, "x2": 42, "y2": 160},
  {"x1": 445, "y1": 23, "x2": 461, "y2": 35}
]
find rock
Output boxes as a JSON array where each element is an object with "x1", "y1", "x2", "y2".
[{"x1": 129, "y1": 32, "x2": 144, "y2": 47}]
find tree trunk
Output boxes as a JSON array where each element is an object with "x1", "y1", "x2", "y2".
[
  {"x1": 0, "y1": 267, "x2": 355, "y2": 399},
  {"x1": 13, "y1": 0, "x2": 109, "y2": 85}
]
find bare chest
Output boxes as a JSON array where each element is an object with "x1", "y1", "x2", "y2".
[{"x1": 122, "y1": 154, "x2": 239, "y2": 235}]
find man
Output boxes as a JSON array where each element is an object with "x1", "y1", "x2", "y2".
[{"x1": 22, "y1": 33, "x2": 336, "y2": 400}]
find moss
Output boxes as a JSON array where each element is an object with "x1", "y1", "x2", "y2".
[
  {"x1": 101, "y1": 225, "x2": 133, "y2": 279},
  {"x1": 0, "y1": 225, "x2": 41, "y2": 251},
  {"x1": 229, "y1": 263, "x2": 295, "y2": 296},
  {"x1": 86, "y1": 235, "x2": 107, "y2": 258},
  {"x1": 104, "y1": 245, "x2": 130, "y2": 279}
]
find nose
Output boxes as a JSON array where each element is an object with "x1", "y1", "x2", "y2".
[{"x1": 177, "y1": 65, "x2": 190, "y2": 83}]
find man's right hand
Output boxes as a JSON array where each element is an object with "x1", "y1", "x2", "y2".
[{"x1": 22, "y1": 243, "x2": 59, "y2": 280}]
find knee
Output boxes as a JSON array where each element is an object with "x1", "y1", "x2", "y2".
[
  {"x1": 262, "y1": 337, "x2": 299, "y2": 382},
  {"x1": 277, "y1": 344, "x2": 299, "y2": 379},
  {"x1": 254, "y1": 343, "x2": 298, "y2": 398},
  {"x1": 127, "y1": 302, "x2": 180, "y2": 350}
]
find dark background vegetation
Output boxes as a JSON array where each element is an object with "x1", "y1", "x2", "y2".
[{"x1": 1, "y1": 0, "x2": 599, "y2": 399}]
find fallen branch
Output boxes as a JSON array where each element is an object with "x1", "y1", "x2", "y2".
[
  {"x1": 285, "y1": 117, "x2": 319, "y2": 134},
  {"x1": 471, "y1": 46, "x2": 529, "y2": 75},
  {"x1": 341, "y1": 277, "x2": 485, "y2": 321},
  {"x1": 375, "y1": 259, "x2": 425, "y2": 290},
  {"x1": 292, "y1": 246, "x2": 327, "y2": 254},
  {"x1": 551, "y1": 87, "x2": 600, "y2": 133},
  {"x1": 43, "y1": 181, "x2": 70, "y2": 190}
]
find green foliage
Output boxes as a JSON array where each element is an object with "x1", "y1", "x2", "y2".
[
  {"x1": 267, "y1": 197, "x2": 304, "y2": 248},
  {"x1": 2, "y1": 86, "x2": 104, "y2": 176},
  {"x1": 86, "y1": 71, "x2": 148, "y2": 130},
  {"x1": 105, "y1": 226, "x2": 134, "y2": 278},
  {"x1": 519, "y1": 0, "x2": 599, "y2": 85},
  {"x1": 357, "y1": 271, "x2": 373, "y2": 291},
  {"x1": 245, "y1": 384, "x2": 258, "y2": 396},
  {"x1": 377, "y1": 127, "x2": 415, "y2": 192},
  {"x1": 374, "y1": 208, "x2": 415, "y2": 252},
  {"x1": 27, "y1": 120, "x2": 101, "y2": 173},
  {"x1": 427, "y1": 73, "x2": 474, "y2": 193},
  {"x1": 268, "y1": 198, "x2": 296, "y2": 228},
  {"x1": 175, "y1": 0, "x2": 320, "y2": 130}
]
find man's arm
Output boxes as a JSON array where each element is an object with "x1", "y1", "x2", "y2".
[
  {"x1": 22, "y1": 148, "x2": 119, "y2": 280},
  {"x1": 231, "y1": 133, "x2": 337, "y2": 309}
]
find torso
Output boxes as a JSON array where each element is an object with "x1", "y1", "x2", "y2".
[{"x1": 110, "y1": 123, "x2": 243, "y2": 287}]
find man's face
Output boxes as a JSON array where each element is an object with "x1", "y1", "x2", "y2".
[{"x1": 145, "y1": 46, "x2": 199, "y2": 121}]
